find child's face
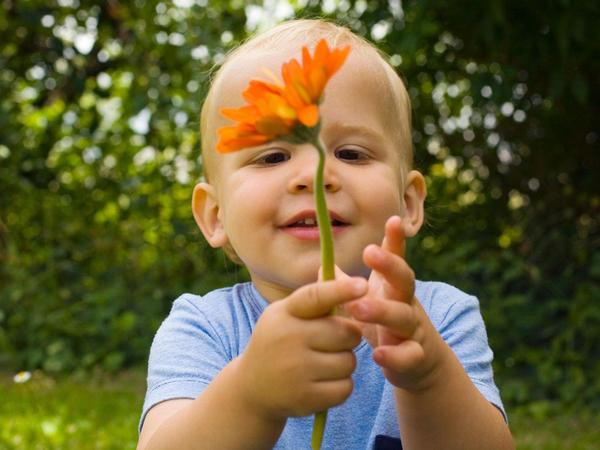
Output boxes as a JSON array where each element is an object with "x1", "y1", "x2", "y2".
[{"x1": 199, "y1": 49, "x2": 419, "y2": 301}]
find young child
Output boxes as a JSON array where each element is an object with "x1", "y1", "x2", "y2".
[{"x1": 137, "y1": 19, "x2": 513, "y2": 450}]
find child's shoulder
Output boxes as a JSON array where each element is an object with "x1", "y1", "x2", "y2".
[
  {"x1": 173, "y1": 280, "x2": 253, "y2": 305},
  {"x1": 153, "y1": 282, "x2": 264, "y2": 350},
  {"x1": 168, "y1": 281, "x2": 266, "y2": 323},
  {"x1": 415, "y1": 280, "x2": 482, "y2": 327},
  {"x1": 174, "y1": 284, "x2": 238, "y2": 308},
  {"x1": 415, "y1": 279, "x2": 477, "y2": 303}
]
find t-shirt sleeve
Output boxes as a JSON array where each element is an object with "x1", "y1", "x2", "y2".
[
  {"x1": 139, "y1": 294, "x2": 231, "y2": 432},
  {"x1": 432, "y1": 286, "x2": 507, "y2": 421}
]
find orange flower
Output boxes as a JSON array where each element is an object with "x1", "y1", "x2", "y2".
[{"x1": 217, "y1": 39, "x2": 350, "y2": 153}]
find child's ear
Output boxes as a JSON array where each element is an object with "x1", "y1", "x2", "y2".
[
  {"x1": 192, "y1": 182, "x2": 228, "y2": 248},
  {"x1": 402, "y1": 170, "x2": 427, "y2": 237}
]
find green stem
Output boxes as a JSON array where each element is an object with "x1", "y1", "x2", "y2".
[
  {"x1": 312, "y1": 137, "x2": 335, "y2": 282},
  {"x1": 311, "y1": 137, "x2": 335, "y2": 450}
]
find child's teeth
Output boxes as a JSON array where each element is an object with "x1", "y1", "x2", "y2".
[{"x1": 304, "y1": 218, "x2": 315, "y2": 225}]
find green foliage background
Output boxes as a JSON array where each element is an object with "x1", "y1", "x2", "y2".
[{"x1": 1, "y1": 0, "x2": 598, "y2": 411}]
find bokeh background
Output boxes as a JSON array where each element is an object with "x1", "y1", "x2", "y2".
[{"x1": 1, "y1": 0, "x2": 599, "y2": 448}]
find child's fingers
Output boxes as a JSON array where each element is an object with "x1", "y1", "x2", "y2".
[
  {"x1": 347, "y1": 298, "x2": 417, "y2": 339},
  {"x1": 306, "y1": 316, "x2": 362, "y2": 351},
  {"x1": 287, "y1": 277, "x2": 368, "y2": 319},
  {"x1": 309, "y1": 350, "x2": 357, "y2": 381},
  {"x1": 380, "y1": 215, "x2": 406, "y2": 258},
  {"x1": 308, "y1": 378, "x2": 355, "y2": 411},
  {"x1": 372, "y1": 341, "x2": 425, "y2": 374},
  {"x1": 363, "y1": 244, "x2": 415, "y2": 303}
]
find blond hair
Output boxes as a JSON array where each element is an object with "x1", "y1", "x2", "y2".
[{"x1": 199, "y1": 19, "x2": 413, "y2": 182}]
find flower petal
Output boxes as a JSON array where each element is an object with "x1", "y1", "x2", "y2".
[
  {"x1": 221, "y1": 105, "x2": 260, "y2": 124},
  {"x1": 256, "y1": 116, "x2": 294, "y2": 135},
  {"x1": 308, "y1": 66, "x2": 327, "y2": 100},
  {"x1": 326, "y1": 45, "x2": 351, "y2": 78},
  {"x1": 298, "y1": 104, "x2": 319, "y2": 127},
  {"x1": 217, "y1": 126, "x2": 270, "y2": 153}
]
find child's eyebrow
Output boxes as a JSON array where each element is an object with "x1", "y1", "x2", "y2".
[{"x1": 324, "y1": 123, "x2": 385, "y2": 143}]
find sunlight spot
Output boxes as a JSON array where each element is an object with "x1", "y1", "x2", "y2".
[
  {"x1": 41, "y1": 14, "x2": 55, "y2": 27},
  {"x1": 465, "y1": 62, "x2": 477, "y2": 74},
  {"x1": 74, "y1": 31, "x2": 96, "y2": 54},
  {"x1": 447, "y1": 84, "x2": 459, "y2": 97},
  {"x1": 371, "y1": 20, "x2": 391, "y2": 41},
  {"x1": 389, "y1": 54, "x2": 402, "y2": 66},
  {"x1": 443, "y1": 157, "x2": 458, "y2": 177},
  {"x1": 487, "y1": 132, "x2": 500, "y2": 147},
  {"x1": 97, "y1": 72, "x2": 112, "y2": 90},
  {"x1": 463, "y1": 129, "x2": 475, "y2": 142},
  {"x1": 427, "y1": 137, "x2": 441, "y2": 155},
  {"x1": 245, "y1": 0, "x2": 294, "y2": 32},
  {"x1": 458, "y1": 190, "x2": 477, "y2": 206},
  {"x1": 134, "y1": 146, "x2": 157, "y2": 166},
  {"x1": 321, "y1": 0, "x2": 337, "y2": 14},
  {"x1": 481, "y1": 85, "x2": 492, "y2": 98},
  {"x1": 41, "y1": 418, "x2": 60, "y2": 436},
  {"x1": 128, "y1": 108, "x2": 152, "y2": 135},
  {"x1": 508, "y1": 190, "x2": 526, "y2": 210},
  {"x1": 528, "y1": 178, "x2": 540, "y2": 191},
  {"x1": 0, "y1": 145, "x2": 10, "y2": 159},
  {"x1": 169, "y1": 32, "x2": 186, "y2": 46},
  {"x1": 497, "y1": 143, "x2": 513, "y2": 164},
  {"x1": 27, "y1": 65, "x2": 46, "y2": 80},
  {"x1": 513, "y1": 110, "x2": 526, "y2": 122},
  {"x1": 191, "y1": 45, "x2": 209, "y2": 62},
  {"x1": 82, "y1": 146, "x2": 102, "y2": 164},
  {"x1": 221, "y1": 30, "x2": 233, "y2": 44},
  {"x1": 96, "y1": 97, "x2": 122, "y2": 130},
  {"x1": 498, "y1": 234, "x2": 511, "y2": 248},
  {"x1": 484, "y1": 113, "x2": 497, "y2": 129},
  {"x1": 501, "y1": 102, "x2": 514, "y2": 116}
]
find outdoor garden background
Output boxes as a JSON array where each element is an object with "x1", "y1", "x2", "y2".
[{"x1": 0, "y1": 0, "x2": 598, "y2": 448}]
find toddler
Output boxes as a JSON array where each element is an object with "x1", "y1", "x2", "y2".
[{"x1": 137, "y1": 19, "x2": 514, "y2": 450}]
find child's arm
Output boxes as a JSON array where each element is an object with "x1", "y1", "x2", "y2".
[
  {"x1": 347, "y1": 216, "x2": 514, "y2": 450},
  {"x1": 137, "y1": 277, "x2": 367, "y2": 450}
]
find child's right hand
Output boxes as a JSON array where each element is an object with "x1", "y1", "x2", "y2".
[{"x1": 236, "y1": 277, "x2": 367, "y2": 422}]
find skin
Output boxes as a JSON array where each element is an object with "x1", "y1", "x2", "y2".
[{"x1": 137, "y1": 45, "x2": 514, "y2": 450}]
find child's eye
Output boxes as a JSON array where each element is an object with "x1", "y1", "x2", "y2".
[
  {"x1": 335, "y1": 148, "x2": 370, "y2": 163},
  {"x1": 254, "y1": 151, "x2": 290, "y2": 166}
]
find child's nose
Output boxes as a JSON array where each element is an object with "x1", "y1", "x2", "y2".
[{"x1": 287, "y1": 154, "x2": 341, "y2": 194}]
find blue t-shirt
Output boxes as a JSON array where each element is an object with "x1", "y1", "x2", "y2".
[{"x1": 140, "y1": 281, "x2": 505, "y2": 450}]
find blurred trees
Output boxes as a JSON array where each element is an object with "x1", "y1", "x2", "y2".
[{"x1": 1, "y1": 0, "x2": 598, "y2": 409}]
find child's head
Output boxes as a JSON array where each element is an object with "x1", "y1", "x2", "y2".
[
  {"x1": 200, "y1": 19, "x2": 414, "y2": 184},
  {"x1": 193, "y1": 19, "x2": 426, "y2": 300}
]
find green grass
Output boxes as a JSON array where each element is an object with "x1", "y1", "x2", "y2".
[
  {"x1": 1, "y1": 370, "x2": 599, "y2": 449},
  {"x1": 509, "y1": 408, "x2": 600, "y2": 450},
  {"x1": 0, "y1": 370, "x2": 145, "y2": 450}
]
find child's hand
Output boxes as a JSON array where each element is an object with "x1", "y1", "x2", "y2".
[
  {"x1": 237, "y1": 277, "x2": 367, "y2": 422},
  {"x1": 348, "y1": 216, "x2": 446, "y2": 392}
]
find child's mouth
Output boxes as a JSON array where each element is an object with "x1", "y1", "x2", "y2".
[
  {"x1": 286, "y1": 218, "x2": 347, "y2": 227},
  {"x1": 282, "y1": 215, "x2": 349, "y2": 240}
]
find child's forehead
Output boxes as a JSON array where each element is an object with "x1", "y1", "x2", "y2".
[
  {"x1": 216, "y1": 46, "x2": 388, "y2": 109},
  {"x1": 204, "y1": 43, "x2": 412, "y2": 180},
  {"x1": 218, "y1": 48, "x2": 310, "y2": 96}
]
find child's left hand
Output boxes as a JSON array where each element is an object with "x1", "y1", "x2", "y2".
[{"x1": 347, "y1": 215, "x2": 447, "y2": 392}]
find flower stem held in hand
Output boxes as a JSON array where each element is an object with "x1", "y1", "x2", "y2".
[
  {"x1": 216, "y1": 39, "x2": 351, "y2": 450},
  {"x1": 313, "y1": 137, "x2": 335, "y2": 282},
  {"x1": 311, "y1": 137, "x2": 335, "y2": 450}
]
